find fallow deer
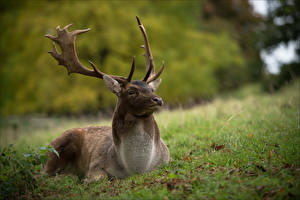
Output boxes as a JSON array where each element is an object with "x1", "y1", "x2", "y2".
[{"x1": 44, "y1": 17, "x2": 170, "y2": 182}]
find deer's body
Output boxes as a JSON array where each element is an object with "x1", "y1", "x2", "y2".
[
  {"x1": 45, "y1": 111, "x2": 169, "y2": 180},
  {"x1": 44, "y1": 17, "x2": 169, "y2": 181}
]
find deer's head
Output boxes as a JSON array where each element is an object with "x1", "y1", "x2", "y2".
[
  {"x1": 103, "y1": 55, "x2": 164, "y2": 117},
  {"x1": 46, "y1": 16, "x2": 164, "y2": 116}
]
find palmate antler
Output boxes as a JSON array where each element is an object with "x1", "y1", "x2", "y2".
[
  {"x1": 45, "y1": 17, "x2": 163, "y2": 84},
  {"x1": 45, "y1": 24, "x2": 133, "y2": 83}
]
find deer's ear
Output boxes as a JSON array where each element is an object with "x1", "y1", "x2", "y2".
[
  {"x1": 149, "y1": 79, "x2": 161, "y2": 91},
  {"x1": 103, "y1": 75, "x2": 121, "y2": 96}
]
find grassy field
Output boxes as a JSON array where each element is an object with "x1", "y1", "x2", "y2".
[{"x1": 1, "y1": 81, "x2": 299, "y2": 199}]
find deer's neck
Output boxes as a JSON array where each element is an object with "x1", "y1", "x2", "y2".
[
  {"x1": 111, "y1": 101, "x2": 160, "y2": 174},
  {"x1": 112, "y1": 101, "x2": 160, "y2": 144}
]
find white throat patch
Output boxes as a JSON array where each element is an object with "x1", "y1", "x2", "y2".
[{"x1": 119, "y1": 122, "x2": 156, "y2": 174}]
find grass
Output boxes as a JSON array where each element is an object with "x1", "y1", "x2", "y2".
[{"x1": 0, "y1": 80, "x2": 299, "y2": 199}]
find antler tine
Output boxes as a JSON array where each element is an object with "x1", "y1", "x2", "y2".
[
  {"x1": 127, "y1": 56, "x2": 136, "y2": 82},
  {"x1": 72, "y1": 28, "x2": 91, "y2": 36},
  {"x1": 88, "y1": 60, "x2": 128, "y2": 83},
  {"x1": 45, "y1": 34, "x2": 59, "y2": 42},
  {"x1": 63, "y1": 24, "x2": 73, "y2": 30},
  {"x1": 146, "y1": 61, "x2": 165, "y2": 83},
  {"x1": 143, "y1": 59, "x2": 154, "y2": 82},
  {"x1": 56, "y1": 25, "x2": 61, "y2": 32},
  {"x1": 89, "y1": 60, "x2": 106, "y2": 78},
  {"x1": 47, "y1": 42, "x2": 62, "y2": 65},
  {"x1": 136, "y1": 16, "x2": 164, "y2": 83}
]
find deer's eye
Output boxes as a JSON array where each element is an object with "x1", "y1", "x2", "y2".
[{"x1": 128, "y1": 90, "x2": 136, "y2": 95}]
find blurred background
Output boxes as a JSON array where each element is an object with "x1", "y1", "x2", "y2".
[{"x1": 0, "y1": 0, "x2": 299, "y2": 117}]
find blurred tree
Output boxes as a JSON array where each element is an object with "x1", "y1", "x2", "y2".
[
  {"x1": 202, "y1": 0, "x2": 264, "y2": 84},
  {"x1": 0, "y1": 0, "x2": 262, "y2": 116},
  {"x1": 259, "y1": 0, "x2": 300, "y2": 91},
  {"x1": 261, "y1": 0, "x2": 299, "y2": 57}
]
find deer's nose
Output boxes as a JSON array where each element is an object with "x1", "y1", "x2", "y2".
[{"x1": 152, "y1": 97, "x2": 163, "y2": 106}]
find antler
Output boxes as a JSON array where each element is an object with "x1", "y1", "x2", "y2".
[
  {"x1": 45, "y1": 24, "x2": 135, "y2": 83},
  {"x1": 136, "y1": 16, "x2": 165, "y2": 84}
]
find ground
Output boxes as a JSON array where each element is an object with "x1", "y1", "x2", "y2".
[{"x1": 0, "y1": 81, "x2": 299, "y2": 199}]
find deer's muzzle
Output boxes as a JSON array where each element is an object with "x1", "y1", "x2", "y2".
[{"x1": 152, "y1": 97, "x2": 163, "y2": 106}]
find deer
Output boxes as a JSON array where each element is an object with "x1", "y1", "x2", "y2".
[{"x1": 44, "y1": 17, "x2": 170, "y2": 182}]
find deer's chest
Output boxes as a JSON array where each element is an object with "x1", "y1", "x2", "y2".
[{"x1": 119, "y1": 124, "x2": 156, "y2": 174}]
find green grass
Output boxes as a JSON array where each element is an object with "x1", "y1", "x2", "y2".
[{"x1": 1, "y1": 81, "x2": 299, "y2": 199}]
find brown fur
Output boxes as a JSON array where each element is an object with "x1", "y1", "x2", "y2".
[
  {"x1": 44, "y1": 17, "x2": 170, "y2": 182},
  {"x1": 44, "y1": 85, "x2": 170, "y2": 181},
  {"x1": 44, "y1": 127, "x2": 112, "y2": 177}
]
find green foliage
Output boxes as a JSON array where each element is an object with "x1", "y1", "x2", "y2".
[
  {"x1": 261, "y1": 0, "x2": 300, "y2": 52},
  {"x1": 0, "y1": 144, "x2": 57, "y2": 199},
  {"x1": 262, "y1": 61, "x2": 300, "y2": 92},
  {"x1": 257, "y1": 0, "x2": 300, "y2": 93},
  {"x1": 202, "y1": 0, "x2": 265, "y2": 81},
  {"x1": 0, "y1": 0, "x2": 260, "y2": 116},
  {"x1": 260, "y1": 0, "x2": 300, "y2": 71}
]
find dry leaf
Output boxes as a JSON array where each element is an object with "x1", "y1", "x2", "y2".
[
  {"x1": 249, "y1": 133, "x2": 254, "y2": 138},
  {"x1": 279, "y1": 188, "x2": 284, "y2": 193},
  {"x1": 211, "y1": 143, "x2": 225, "y2": 151},
  {"x1": 267, "y1": 149, "x2": 274, "y2": 160},
  {"x1": 216, "y1": 144, "x2": 225, "y2": 151},
  {"x1": 182, "y1": 151, "x2": 193, "y2": 162},
  {"x1": 283, "y1": 163, "x2": 293, "y2": 168}
]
